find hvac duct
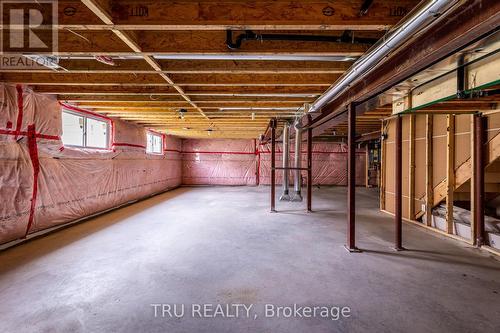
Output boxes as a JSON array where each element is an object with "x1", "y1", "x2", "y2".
[
  {"x1": 280, "y1": 122, "x2": 291, "y2": 201},
  {"x1": 308, "y1": 0, "x2": 460, "y2": 113},
  {"x1": 292, "y1": 119, "x2": 303, "y2": 202}
]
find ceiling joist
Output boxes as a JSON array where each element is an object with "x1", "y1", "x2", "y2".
[{"x1": 1, "y1": 0, "x2": 425, "y2": 138}]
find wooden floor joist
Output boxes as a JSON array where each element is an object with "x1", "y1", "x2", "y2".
[
  {"x1": 81, "y1": 0, "x2": 210, "y2": 120},
  {"x1": 3, "y1": 0, "x2": 426, "y2": 138},
  {"x1": 53, "y1": 0, "x2": 422, "y2": 30}
]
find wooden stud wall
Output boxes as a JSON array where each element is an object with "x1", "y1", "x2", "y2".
[{"x1": 382, "y1": 110, "x2": 500, "y2": 248}]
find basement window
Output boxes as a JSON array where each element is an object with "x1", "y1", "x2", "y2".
[
  {"x1": 146, "y1": 132, "x2": 163, "y2": 154},
  {"x1": 62, "y1": 109, "x2": 110, "y2": 149}
]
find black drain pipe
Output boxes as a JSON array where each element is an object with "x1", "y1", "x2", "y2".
[{"x1": 226, "y1": 30, "x2": 377, "y2": 50}]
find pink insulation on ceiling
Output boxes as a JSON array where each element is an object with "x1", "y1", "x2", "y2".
[{"x1": 0, "y1": 84, "x2": 182, "y2": 245}]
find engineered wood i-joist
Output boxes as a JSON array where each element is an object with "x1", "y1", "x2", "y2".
[
  {"x1": 81, "y1": 0, "x2": 209, "y2": 120},
  {"x1": 55, "y1": 1, "x2": 420, "y2": 30},
  {"x1": 6, "y1": 0, "x2": 422, "y2": 139}
]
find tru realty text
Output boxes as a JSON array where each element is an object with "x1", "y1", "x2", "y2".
[{"x1": 151, "y1": 303, "x2": 351, "y2": 321}]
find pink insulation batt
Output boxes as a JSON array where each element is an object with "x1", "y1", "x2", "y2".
[
  {"x1": 181, "y1": 139, "x2": 258, "y2": 185},
  {"x1": 0, "y1": 84, "x2": 181, "y2": 245},
  {"x1": 180, "y1": 139, "x2": 366, "y2": 186}
]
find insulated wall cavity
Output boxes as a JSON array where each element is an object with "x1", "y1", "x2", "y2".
[
  {"x1": 181, "y1": 139, "x2": 257, "y2": 185},
  {"x1": 180, "y1": 139, "x2": 366, "y2": 186},
  {"x1": 259, "y1": 141, "x2": 367, "y2": 186},
  {"x1": 0, "y1": 84, "x2": 182, "y2": 245}
]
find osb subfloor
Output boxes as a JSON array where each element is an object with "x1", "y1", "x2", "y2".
[{"x1": 0, "y1": 186, "x2": 499, "y2": 333}]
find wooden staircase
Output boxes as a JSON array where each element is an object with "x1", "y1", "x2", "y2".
[{"x1": 417, "y1": 131, "x2": 500, "y2": 217}]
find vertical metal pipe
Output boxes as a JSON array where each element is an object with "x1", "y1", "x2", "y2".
[
  {"x1": 380, "y1": 120, "x2": 386, "y2": 210},
  {"x1": 307, "y1": 126, "x2": 312, "y2": 212},
  {"x1": 395, "y1": 115, "x2": 403, "y2": 250},
  {"x1": 292, "y1": 120, "x2": 303, "y2": 201},
  {"x1": 425, "y1": 114, "x2": 433, "y2": 226},
  {"x1": 365, "y1": 145, "x2": 370, "y2": 188},
  {"x1": 271, "y1": 119, "x2": 276, "y2": 212},
  {"x1": 254, "y1": 139, "x2": 259, "y2": 186},
  {"x1": 346, "y1": 103, "x2": 359, "y2": 252},
  {"x1": 280, "y1": 122, "x2": 291, "y2": 201},
  {"x1": 474, "y1": 114, "x2": 485, "y2": 246}
]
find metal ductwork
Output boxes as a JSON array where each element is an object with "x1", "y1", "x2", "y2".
[
  {"x1": 292, "y1": 119, "x2": 303, "y2": 202},
  {"x1": 308, "y1": 0, "x2": 460, "y2": 114},
  {"x1": 279, "y1": 122, "x2": 291, "y2": 201}
]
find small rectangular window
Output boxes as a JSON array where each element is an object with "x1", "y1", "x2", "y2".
[
  {"x1": 86, "y1": 117, "x2": 109, "y2": 149},
  {"x1": 62, "y1": 112, "x2": 84, "y2": 146},
  {"x1": 147, "y1": 132, "x2": 163, "y2": 154},
  {"x1": 62, "y1": 109, "x2": 110, "y2": 149}
]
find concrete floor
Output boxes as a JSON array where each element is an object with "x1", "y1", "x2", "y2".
[{"x1": 0, "y1": 186, "x2": 499, "y2": 333}]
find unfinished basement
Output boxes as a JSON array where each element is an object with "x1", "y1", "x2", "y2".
[{"x1": 0, "y1": 1, "x2": 499, "y2": 332}]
